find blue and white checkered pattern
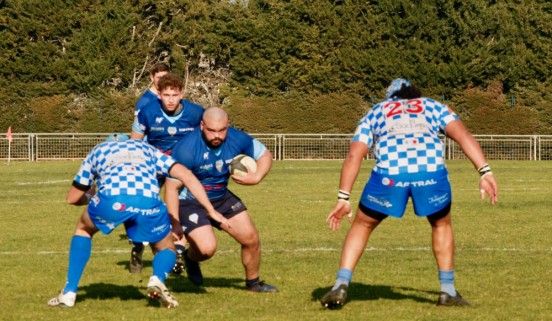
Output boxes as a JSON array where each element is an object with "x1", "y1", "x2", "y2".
[
  {"x1": 353, "y1": 97, "x2": 459, "y2": 174},
  {"x1": 74, "y1": 139, "x2": 175, "y2": 198}
]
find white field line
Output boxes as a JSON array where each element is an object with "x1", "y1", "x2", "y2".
[
  {"x1": 16, "y1": 179, "x2": 72, "y2": 185},
  {"x1": 1, "y1": 246, "x2": 550, "y2": 256}
]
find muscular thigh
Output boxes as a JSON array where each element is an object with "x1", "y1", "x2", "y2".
[
  {"x1": 224, "y1": 211, "x2": 258, "y2": 245},
  {"x1": 179, "y1": 190, "x2": 247, "y2": 235}
]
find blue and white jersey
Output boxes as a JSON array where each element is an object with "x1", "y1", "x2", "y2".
[
  {"x1": 353, "y1": 97, "x2": 459, "y2": 174},
  {"x1": 132, "y1": 100, "x2": 204, "y2": 155},
  {"x1": 171, "y1": 127, "x2": 267, "y2": 200},
  {"x1": 135, "y1": 89, "x2": 159, "y2": 116},
  {"x1": 74, "y1": 139, "x2": 176, "y2": 199}
]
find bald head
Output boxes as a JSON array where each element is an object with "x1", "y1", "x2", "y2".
[
  {"x1": 203, "y1": 107, "x2": 228, "y2": 123},
  {"x1": 201, "y1": 107, "x2": 229, "y2": 148}
]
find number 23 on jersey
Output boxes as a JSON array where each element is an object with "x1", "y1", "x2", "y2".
[{"x1": 385, "y1": 99, "x2": 424, "y2": 118}]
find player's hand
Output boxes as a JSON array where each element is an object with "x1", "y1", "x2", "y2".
[
  {"x1": 479, "y1": 174, "x2": 498, "y2": 205},
  {"x1": 326, "y1": 199, "x2": 353, "y2": 231},
  {"x1": 171, "y1": 224, "x2": 184, "y2": 241},
  {"x1": 207, "y1": 209, "x2": 231, "y2": 230},
  {"x1": 231, "y1": 167, "x2": 259, "y2": 185}
]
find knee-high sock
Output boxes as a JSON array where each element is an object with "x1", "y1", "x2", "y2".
[
  {"x1": 63, "y1": 235, "x2": 92, "y2": 294},
  {"x1": 152, "y1": 249, "x2": 176, "y2": 283}
]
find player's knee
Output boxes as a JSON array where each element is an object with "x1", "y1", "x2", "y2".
[{"x1": 195, "y1": 242, "x2": 217, "y2": 259}]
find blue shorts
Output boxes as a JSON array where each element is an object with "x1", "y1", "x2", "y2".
[
  {"x1": 88, "y1": 194, "x2": 171, "y2": 243},
  {"x1": 178, "y1": 190, "x2": 246, "y2": 235},
  {"x1": 359, "y1": 169, "x2": 452, "y2": 218}
]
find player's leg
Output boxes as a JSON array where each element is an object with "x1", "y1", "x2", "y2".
[
  {"x1": 321, "y1": 170, "x2": 407, "y2": 309},
  {"x1": 131, "y1": 197, "x2": 179, "y2": 308},
  {"x1": 129, "y1": 241, "x2": 145, "y2": 273},
  {"x1": 427, "y1": 209, "x2": 469, "y2": 306},
  {"x1": 182, "y1": 225, "x2": 217, "y2": 285},
  {"x1": 48, "y1": 208, "x2": 98, "y2": 308},
  {"x1": 321, "y1": 206, "x2": 385, "y2": 309},
  {"x1": 172, "y1": 237, "x2": 188, "y2": 275},
  {"x1": 412, "y1": 169, "x2": 469, "y2": 306},
  {"x1": 147, "y1": 233, "x2": 179, "y2": 308},
  {"x1": 220, "y1": 210, "x2": 276, "y2": 292}
]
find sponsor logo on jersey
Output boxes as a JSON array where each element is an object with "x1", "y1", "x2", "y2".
[
  {"x1": 203, "y1": 152, "x2": 209, "y2": 160},
  {"x1": 124, "y1": 206, "x2": 161, "y2": 216},
  {"x1": 112, "y1": 202, "x2": 126, "y2": 211},
  {"x1": 216, "y1": 160, "x2": 224, "y2": 172},
  {"x1": 382, "y1": 177, "x2": 437, "y2": 188},
  {"x1": 150, "y1": 126, "x2": 164, "y2": 132},
  {"x1": 152, "y1": 223, "x2": 169, "y2": 233},
  {"x1": 155, "y1": 117, "x2": 164, "y2": 123},
  {"x1": 366, "y1": 194, "x2": 392, "y2": 208},
  {"x1": 429, "y1": 193, "x2": 449, "y2": 206},
  {"x1": 179, "y1": 127, "x2": 194, "y2": 132},
  {"x1": 231, "y1": 201, "x2": 243, "y2": 212},
  {"x1": 168, "y1": 127, "x2": 177, "y2": 135},
  {"x1": 199, "y1": 163, "x2": 213, "y2": 171}
]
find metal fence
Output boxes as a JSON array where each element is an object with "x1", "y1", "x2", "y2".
[{"x1": 1, "y1": 133, "x2": 552, "y2": 161}]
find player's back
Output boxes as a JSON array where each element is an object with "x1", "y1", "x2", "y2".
[
  {"x1": 357, "y1": 97, "x2": 458, "y2": 174},
  {"x1": 79, "y1": 139, "x2": 175, "y2": 198}
]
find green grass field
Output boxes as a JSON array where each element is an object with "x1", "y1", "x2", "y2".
[{"x1": 1, "y1": 160, "x2": 551, "y2": 321}]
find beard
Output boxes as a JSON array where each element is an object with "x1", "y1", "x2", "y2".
[{"x1": 203, "y1": 133, "x2": 224, "y2": 149}]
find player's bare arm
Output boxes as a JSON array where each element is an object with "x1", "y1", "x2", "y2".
[
  {"x1": 130, "y1": 129, "x2": 145, "y2": 140},
  {"x1": 164, "y1": 178, "x2": 184, "y2": 240},
  {"x1": 66, "y1": 185, "x2": 95, "y2": 206},
  {"x1": 326, "y1": 142, "x2": 368, "y2": 230},
  {"x1": 445, "y1": 120, "x2": 498, "y2": 205}
]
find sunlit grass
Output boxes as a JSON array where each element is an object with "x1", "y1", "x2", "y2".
[{"x1": 0, "y1": 160, "x2": 551, "y2": 321}]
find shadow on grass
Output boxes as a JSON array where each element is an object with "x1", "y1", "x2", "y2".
[
  {"x1": 312, "y1": 283, "x2": 437, "y2": 305},
  {"x1": 78, "y1": 283, "x2": 145, "y2": 304},
  {"x1": 167, "y1": 276, "x2": 244, "y2": 293},
  {"x1": 116, "y1": 259, "x2": 152, "y2": 271}
]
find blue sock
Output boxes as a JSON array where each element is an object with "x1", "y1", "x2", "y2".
[
  {"x1": 332, "y1": 268, "x2": 353, "y2": 290},
  {"x1": 63, "y1": 235, "x2": 92, "y2": 294},
  {"x1": 438, "y1": 269, "x2": 457, "y2": 296},
  {"x1": 152, "y1": 249, "x2": 176, "y2": 282}
]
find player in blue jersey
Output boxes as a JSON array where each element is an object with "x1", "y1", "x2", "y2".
[
  {"x1": 47, "y1": 133, "x2": 225, "y2": 309},
  {"x1": 165, "y1": 107, "x2": 278, "y2": 292},
  {"x1": 130, "y1": 73, "x2": 205, "y2": 273},
  {"x1": 132, "y1": 73, "x2": 204, "y2": 156},
  {"x1": 320, "y1": 79, "x2": 498, "y2": 309},
  {"x1": 135, "y1": 62, "x2": 170, "y2": 117}
]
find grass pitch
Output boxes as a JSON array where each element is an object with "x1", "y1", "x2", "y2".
[{"x1": 0, "y1": 160, "x2": 551, "y2": 321}]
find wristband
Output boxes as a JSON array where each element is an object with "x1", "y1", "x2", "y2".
[
  {"x1": 477, "y1": 164, "x2": 492, "y2": 177},
  {"x1": 337, "y1": 190, "x2": 350, "y2": 201}
]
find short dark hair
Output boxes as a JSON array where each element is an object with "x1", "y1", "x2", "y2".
[
  {"x1": 157, "y1": 73, "x2": 183, "y2": 92},
  {"x1": 394, "y1": 84, "x2": 423, "y2": 99},
  {"x1": 150, "y1": 63, "x2": 170, "y2": 76}
]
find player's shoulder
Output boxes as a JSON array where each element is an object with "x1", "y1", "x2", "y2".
[{"x1": 182, "y1": 100, "x2": 205, "y2": 115}]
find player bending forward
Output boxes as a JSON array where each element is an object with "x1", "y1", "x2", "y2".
[
  {"x1": 321, "y1": 79, "x2": 498, "y2": 309},
  {"x1": 48, "y1": 134, "x2": 225, "y2": 308}
]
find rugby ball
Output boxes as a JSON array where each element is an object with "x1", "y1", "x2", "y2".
[{"x1": 229, "y1": 154, "x2": 257, "y2": 177}]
